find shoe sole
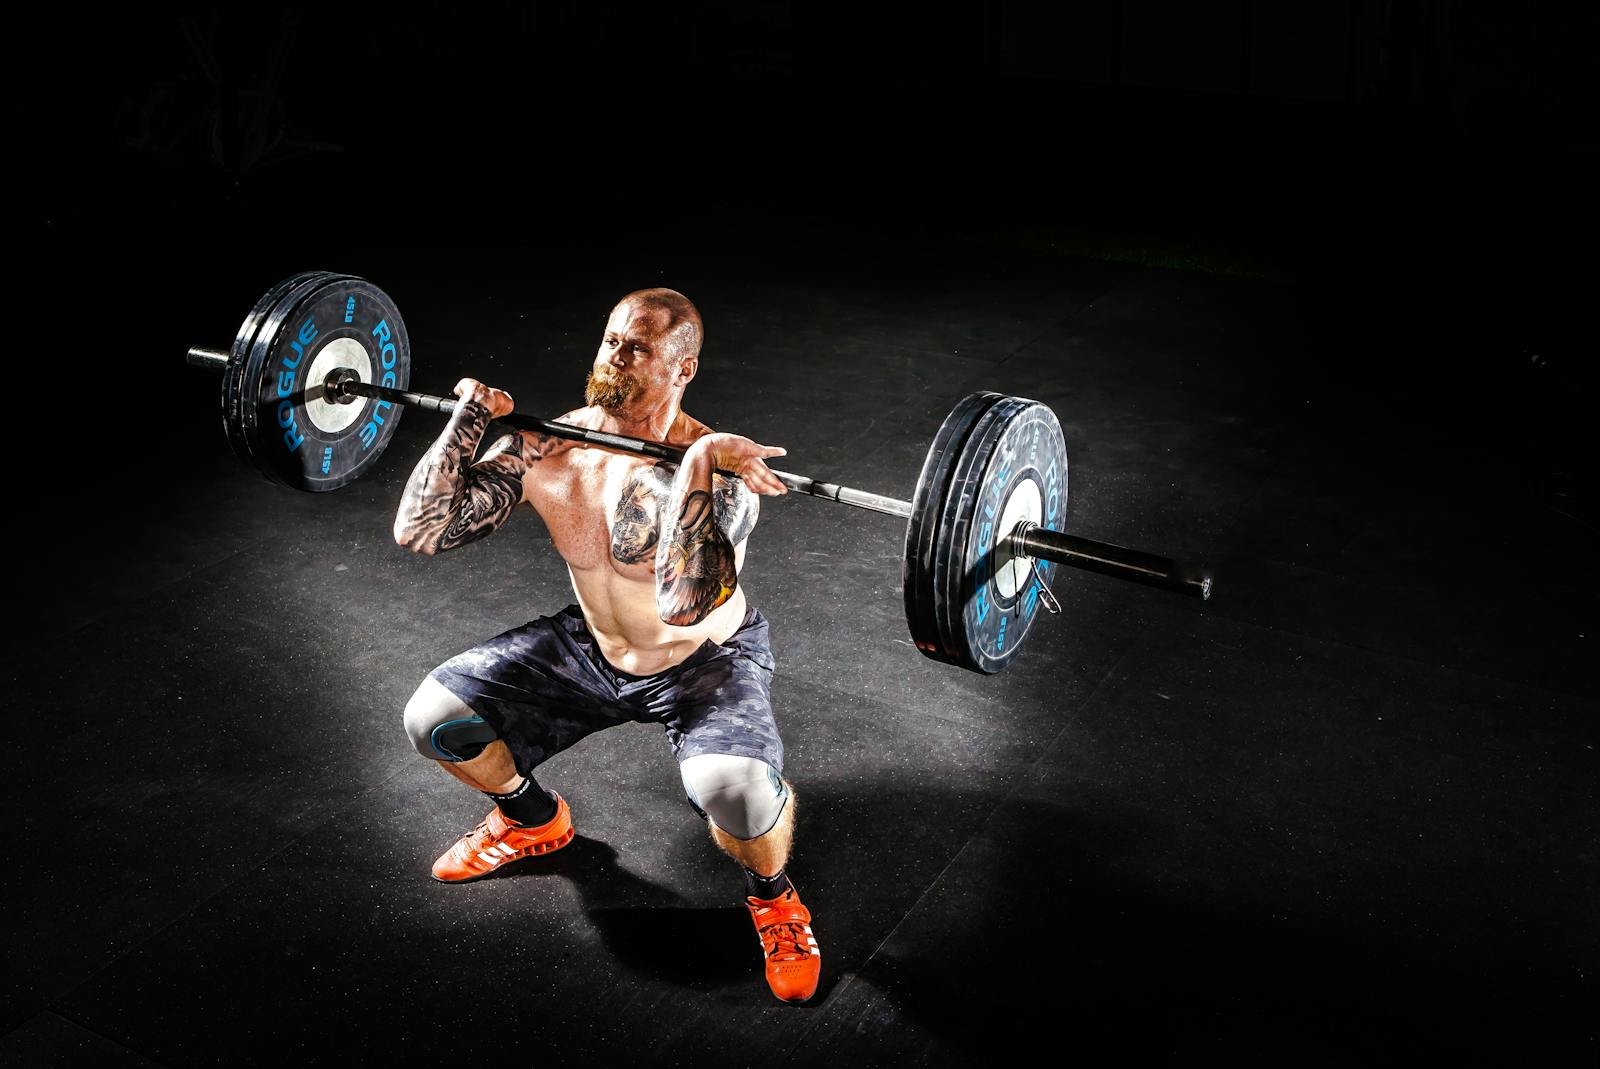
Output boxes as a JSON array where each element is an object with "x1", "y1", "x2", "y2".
[{"x1": 429, "y1": 824, "x2": 576, "y2": 884}]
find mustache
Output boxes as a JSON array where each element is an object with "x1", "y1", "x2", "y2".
[{"x1": 585, "y1": 366, "x2": 640, "y2": 409}]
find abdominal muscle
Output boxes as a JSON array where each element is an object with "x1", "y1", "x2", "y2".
[{"x1": 568, "y1": 562, "x2": 748, "y2": 677}]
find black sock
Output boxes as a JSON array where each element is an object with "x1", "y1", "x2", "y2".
[
  {"x1": 485, "y1": 775, "x2": 558, "y2": 827},
  {"x1": 743, "y1": 867, "x2": 793, "y2": 900}
]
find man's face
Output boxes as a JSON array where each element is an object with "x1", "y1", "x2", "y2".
[{"x1": 586, "y1": 301, "x2": 694, "y2": 411}]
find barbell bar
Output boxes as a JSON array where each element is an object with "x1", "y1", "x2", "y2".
[{"x1": 187, "y1": 272, "x2": 1213, "y2": 673}]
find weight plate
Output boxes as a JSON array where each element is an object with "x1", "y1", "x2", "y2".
[
  {"x1": 223, "y1": 271, "x2": 334, "y2": 470},
  {"x1": 227, "y1": 272, "x2": 354, "y2": 480},
  {"x1": 931, "y1": 396, "x2": 1028, "y2": 665},
  {"x1": 935, "y1": 398, "x2": 1068, "y2": 673},
  {"x1": 237, "y1": 275, "x2": 410, "y2": 492},
  {"x1": 902, "y1": 391, "x2": 1006, "y2": 663}
]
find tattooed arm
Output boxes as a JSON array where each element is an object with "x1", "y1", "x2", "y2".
[
  {"x1": 655, "y1": 432, "x2": 787, "y2": 626},
  {"x1": 393, "y1": 380, "x2": 551, "y2": 555}
]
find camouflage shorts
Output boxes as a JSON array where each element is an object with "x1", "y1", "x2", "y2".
[{"x1": 427, "y1": 603, "x2": 782, "y2": 777}]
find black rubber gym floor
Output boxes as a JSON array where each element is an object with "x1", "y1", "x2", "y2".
[{"x1": 6, "y1": 201, "x2": 1595, "y2": 1066}]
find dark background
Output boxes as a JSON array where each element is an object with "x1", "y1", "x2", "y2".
[
  {"x1": 7, "y1": 3, "x2": 1596, "y2": 1066},
  {"x1": 15, "y1": 1, "x2": 1595, "y2": 492}
]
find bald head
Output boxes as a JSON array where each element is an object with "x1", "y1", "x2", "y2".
[
  {"x1": 614, "y1": 288, "x2": 703, "y2": 367},
  {"x1": 585, "y1": 287, "x2": 705, "y2": 413}
]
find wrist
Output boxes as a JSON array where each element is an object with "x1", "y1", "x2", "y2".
[{"x1": 684, "y1": 435, "x2": 720, "y2": 467}]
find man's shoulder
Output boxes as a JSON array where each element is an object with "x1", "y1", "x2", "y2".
[
  {"x1": 494, "y1": 408, "x2": 590, "y2": 462},
  {"x1": 534, "y1": 406, "x2": 598, "y2": 439},
  {"x1": 678, "y1": 412, "x2": 716, "y2": 444}
]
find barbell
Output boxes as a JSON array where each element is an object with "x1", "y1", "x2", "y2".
[{"x1": 186, "y1": 271, "x2": 1212, "y2": 674}]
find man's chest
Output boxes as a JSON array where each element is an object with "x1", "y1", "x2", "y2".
[{"x1": 533, "y1": 454, "x2": 675, "y2": 574}]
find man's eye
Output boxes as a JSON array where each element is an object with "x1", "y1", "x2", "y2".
[
  {"x1": 632, "y1": 344, "x2": 647, "y2": 353},
  {"x1": 605, "y1": 338, "x2": 617, "y2": 347}
]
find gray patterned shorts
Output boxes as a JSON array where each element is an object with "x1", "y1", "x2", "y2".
[{"x1": 427, "y1": 603, "x2": 783, "y2": 778}]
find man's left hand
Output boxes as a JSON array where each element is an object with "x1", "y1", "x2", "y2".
[{"x1": 692, "y1": 433, "x2": 789, "y2": 496}]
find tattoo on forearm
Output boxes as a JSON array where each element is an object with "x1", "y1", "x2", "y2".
[
  {"x1": 394, "y1": 400, "x2": 550, "y2": 553},
  {"x1": 436, "y1": 462, "x2": 523, "y2": 550},
  {"x1": 656, "y1": 487, "x2": 739, "y2": 625}
]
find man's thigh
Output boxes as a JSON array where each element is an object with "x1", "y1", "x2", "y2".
[
  {"x1": 426, "y1": 607, "x2": 633, "y2": 775},
  {"x1": 656, "y1": 609, "x2": 784, "y2": 772}
]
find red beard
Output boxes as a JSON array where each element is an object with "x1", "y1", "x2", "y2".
[{"x1": 585, "y1": 367, "x2": 639, "y2": 409}]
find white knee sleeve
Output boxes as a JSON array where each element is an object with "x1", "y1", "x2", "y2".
[
  {"x1": 403, "y1": 676, "x2": 497, "y2": 761},
  {"x1": 680, "y1": 754, "x2": 789, "y2": 840}
]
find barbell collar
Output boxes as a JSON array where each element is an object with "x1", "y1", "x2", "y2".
[{"x1": 1011, "y1": 521, "x2": 1212, "y2": 600}]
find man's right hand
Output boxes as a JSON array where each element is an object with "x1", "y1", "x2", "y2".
[{"x1": 454, "y1": 378, "x2": 516, "y2": 420}]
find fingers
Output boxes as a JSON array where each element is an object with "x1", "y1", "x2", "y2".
[
  {"x1": 452, "y1": 378, "x2": 514, "y2": 418},
  {"x1": 743, "y1": 459, "x2": 788, "y2": 496},
  {"x1": 752, "y1": 445, "x2": 787, "y2": 495},
  {"x1": 724, "y1": 441, "x2": 786, "y2": 495}
]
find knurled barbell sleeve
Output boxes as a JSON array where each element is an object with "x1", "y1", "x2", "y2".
[
  {"x1": 187, "y1": 347, "x2": 230, "y2": 371},
  {"x1": 1011, "y1": 521, "x2": 1212, "y2": 600}
]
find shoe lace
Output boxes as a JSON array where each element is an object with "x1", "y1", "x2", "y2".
[
  {"x1": 761, "y1": 920, "x2": 809, "y2": 959},
  {"x1": 458, "y1": 817, "x2": 497, "y2": 855}
]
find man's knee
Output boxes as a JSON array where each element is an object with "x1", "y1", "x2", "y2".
[
  {"x1": 680, "y1": 754, "x2": 789, "y2": 840},
  {"x1": 403, "y1": 676, "x2": 498, "y2": 762}
]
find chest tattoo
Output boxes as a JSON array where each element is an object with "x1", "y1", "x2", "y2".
[
  {"x1": 610, "y1": 462, "x2": 759, "y2": 566},
  {"x1": 611, "y1": 466, "x2": 672, "y2": 564}
]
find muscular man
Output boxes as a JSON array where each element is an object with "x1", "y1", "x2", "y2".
[{"x1": 393, "y1": 288, "x2": 819, "y2": 1003}]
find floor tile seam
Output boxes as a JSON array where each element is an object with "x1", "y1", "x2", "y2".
[
  {"x1": 768, "y1": 972, "x2": 865, "y2": 1067},
  {"x1": 41, "y1": 756, "x2": 415, "y2": 1025},
  {"x1": 777, "y1": 620, "x2": 1156, "y2": 1056},
  {"x1": 1159, "y1": 593, "x2": 1597, "y2": 705},
  {"x1": 26, "y1": 1008, "x2": 173, "y2": 1068}
]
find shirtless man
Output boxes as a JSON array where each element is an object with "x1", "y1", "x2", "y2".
[{"x1": 392, "y1": 288, "x2": 820, "y2": 1003}]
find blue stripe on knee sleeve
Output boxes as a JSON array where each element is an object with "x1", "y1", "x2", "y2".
[{"x1": 429, "y1": 715, "x2": 498, "y2": 762}]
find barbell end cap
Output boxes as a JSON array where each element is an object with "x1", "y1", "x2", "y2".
[
  {"x1": 1200, "y1": 574, "x2": 1213, "y2": 600},
  {"x1": 187, "y1": 346, "x2": 230, "y2": 370}
]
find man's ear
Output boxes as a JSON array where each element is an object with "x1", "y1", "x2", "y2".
[{"x1": 675, "y1": 355, "x2": 699, "y2": 386}]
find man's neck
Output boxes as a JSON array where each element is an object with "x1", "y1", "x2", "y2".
[{"x1": 596, "y1": 398, "x2": 682, "y2": 443}]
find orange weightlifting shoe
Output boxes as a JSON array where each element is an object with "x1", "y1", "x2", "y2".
[
  {"x1": 746, "y1": 886, "x2": 821, "y2": 1003},
  {"x1": 430, "y1": 791, "x2": 574, "y2": 883}
]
